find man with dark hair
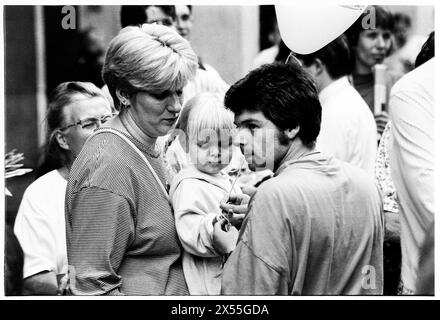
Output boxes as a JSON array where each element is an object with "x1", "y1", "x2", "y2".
[
  {"x1": 295, "y1": 36, "x2": 377, "y2": 175},
  {"x1": 120, "y1": 5, "x2": 176, "y2": 28},
  {"x1": 221, "y1": 62, "x2": 384, "y2": 295}
]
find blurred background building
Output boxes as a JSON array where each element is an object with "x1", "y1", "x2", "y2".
[{"x1": 3, "y1": 5, "x2": 435, "y2": 226}]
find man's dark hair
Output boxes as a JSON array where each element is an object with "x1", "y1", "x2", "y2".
[
  {"x1": 344, "y1": 5, "x2": 395, "y2": 49},
  {"x1": 224, "y1": 62, "x2": 321, "y2": 148},
  {"x1": 295, "y1": 35, "x2": 354, "y2": 80},
  {"x1": 415, "y1": 31, "x2": 435, "y2": 68},
  {"x1": 120, "y1": 5, "x2": 176, "y2": 28}
]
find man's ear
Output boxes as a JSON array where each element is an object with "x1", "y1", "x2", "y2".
[
  {"x1": 55, "y1": 130, "x2": 70, "y2": 151},
  {"x1": 284, "y1": 125, "x2": 300, "y2": 140},
  {"x1": 313, "y1": 58, "x2": 325, "y2": 76},
  {"x1": 115, "y1": 89, "x2": 130, "y2": 106}
]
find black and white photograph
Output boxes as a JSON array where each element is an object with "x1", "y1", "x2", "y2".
[{"x1": 1, "y1": 0, "x2": 436, "y2": 306}]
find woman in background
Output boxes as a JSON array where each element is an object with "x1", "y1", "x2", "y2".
[
  {"x1": 14, "y1": 82, "x2": 112, "y2": 295},
  {"x1": 345, "y1": 5, "x2": 402, "y2": 137}
]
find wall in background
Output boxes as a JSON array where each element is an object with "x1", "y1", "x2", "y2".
[
  {"x1": 191, "y1": 5, "x2": 259, "y2": 85},
  {"x1": 4, "y1": 6, "x2": 39, "y2": 224},
  {"x1": 386, "y1": 5, "x2": 435, "y2": 37}
]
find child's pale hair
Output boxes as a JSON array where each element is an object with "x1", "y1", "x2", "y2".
[{"x1": 175, "y1": 93, "x2": 235, "y2": 152}]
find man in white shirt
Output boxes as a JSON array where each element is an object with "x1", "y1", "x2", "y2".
[
  {"x1": 295, "y1": 35, "x2": 377, "y2": 176},
  {"x1": 389, "y1": 54, "x2": 434, "y2": 295}
]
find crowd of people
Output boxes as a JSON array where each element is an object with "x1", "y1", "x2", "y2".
[{"x1": 5, "y1": 5, "x2": 434, "y2": 296}]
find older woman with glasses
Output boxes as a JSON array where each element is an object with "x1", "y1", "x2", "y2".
[
  {"x1": 65, "y1": 24, "x2": 198, "y2": 295},
  {"x1": 14, "y1": 81, "x2": 112, "y2": 295}
]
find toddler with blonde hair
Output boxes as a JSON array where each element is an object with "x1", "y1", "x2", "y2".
[{"x1": 169, "y1": 93, "x2": 241, "y2": 295}]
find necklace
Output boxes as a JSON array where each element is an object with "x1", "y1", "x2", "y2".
[
  {"x1": 116, "y1": 116, "x2": 170, "y2": 192},
  {"x1": 119, "y1": 113, "x2": 160, "y2": 158}
]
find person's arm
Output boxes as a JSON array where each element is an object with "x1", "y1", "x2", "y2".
[
  {"x1": 13, "y1": 189, "x2": 61, "y2": 295},
  {"x1": 172, "y1": 179, "x2": 225, "y2": 257},
  {"x1": 66, "y1": 187, "x2": 134, "y2": 296},
  {"x1": 22, "y1": 271, "x2": 58, "y2": 295},
  {"x1": 389, "y1": 84, "x2": 434, "y2": 241},
  {"x1": 222, "y1": 240, "x2": 289, "y2": 295}
]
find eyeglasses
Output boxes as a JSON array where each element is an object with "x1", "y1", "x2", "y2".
[
  {"x1": 285, "y1": 51, "x2": 303, "y2": 67},
  {"x1": 59, "y1": 113, "x2": 117, "y2": 131},
  {"x1": 149, "y1": 17, "x2": 175, "y2": 27},
  {"x1": 178, "y1": 14, "x2": 191, "y2": 22}
]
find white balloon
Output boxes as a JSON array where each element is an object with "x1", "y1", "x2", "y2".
[{"x1": 276, "y1": 5, "x2": 367, "y2": 54}]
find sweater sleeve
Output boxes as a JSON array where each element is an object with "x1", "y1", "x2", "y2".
[
  {"x1": 221, "y1": 187, "x2": 291, "y2": 295},
  {"x1": 66, "y1": 186, "x2": 135, "y2": 296},
  {"x1": 221, "y1": 241, "x2": 288, "y2": 295}
]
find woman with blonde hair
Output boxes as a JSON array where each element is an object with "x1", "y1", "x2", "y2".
[{"x1": 65, "y1": 24, "x2": 198, "y2": 295}]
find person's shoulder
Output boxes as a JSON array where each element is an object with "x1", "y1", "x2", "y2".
[
  {"x1": 337, "y1": 158, "x2": 367, "y2": 175},
  {"x1": 18, "y1": 170, "x2": 66, "y2": 217},
  {"x1": 391, "y1": 59, "x2": 434, "y2": 95},
  {"x1": 70, "y1": 131, "x2": 146, "y2": 190},
  {"x1": 338, "y1": 160, "x2": 379, "y2": 191},
  {"x1": 170, "y1": 167, "x2": 211, "y2": 195},
  {"x1": 253, "y1": 169, "x2": 302, "y2": 201},
  {"x1": 340, "y1": 86, "x2": 375, "y2": 126},
  {"x1": 24, "y1": 170, "x2": 65, "y2": 196},
  {"x1": 334, "y1": 82, "x2": 372, "y2": 114},
  {"x1": 79, "y1": 130, "x2": 139, "y2": 166},
  {"x1": 34, "y1": 169, "x2": 63, "y2": 183},
  {"x1": 387, "y1": 69, "x2": 404, "y2": 84}
]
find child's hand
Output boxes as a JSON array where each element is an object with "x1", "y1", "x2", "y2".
[{"x1": 212, "y1": 218, "x2": 238, "y2": 255}]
